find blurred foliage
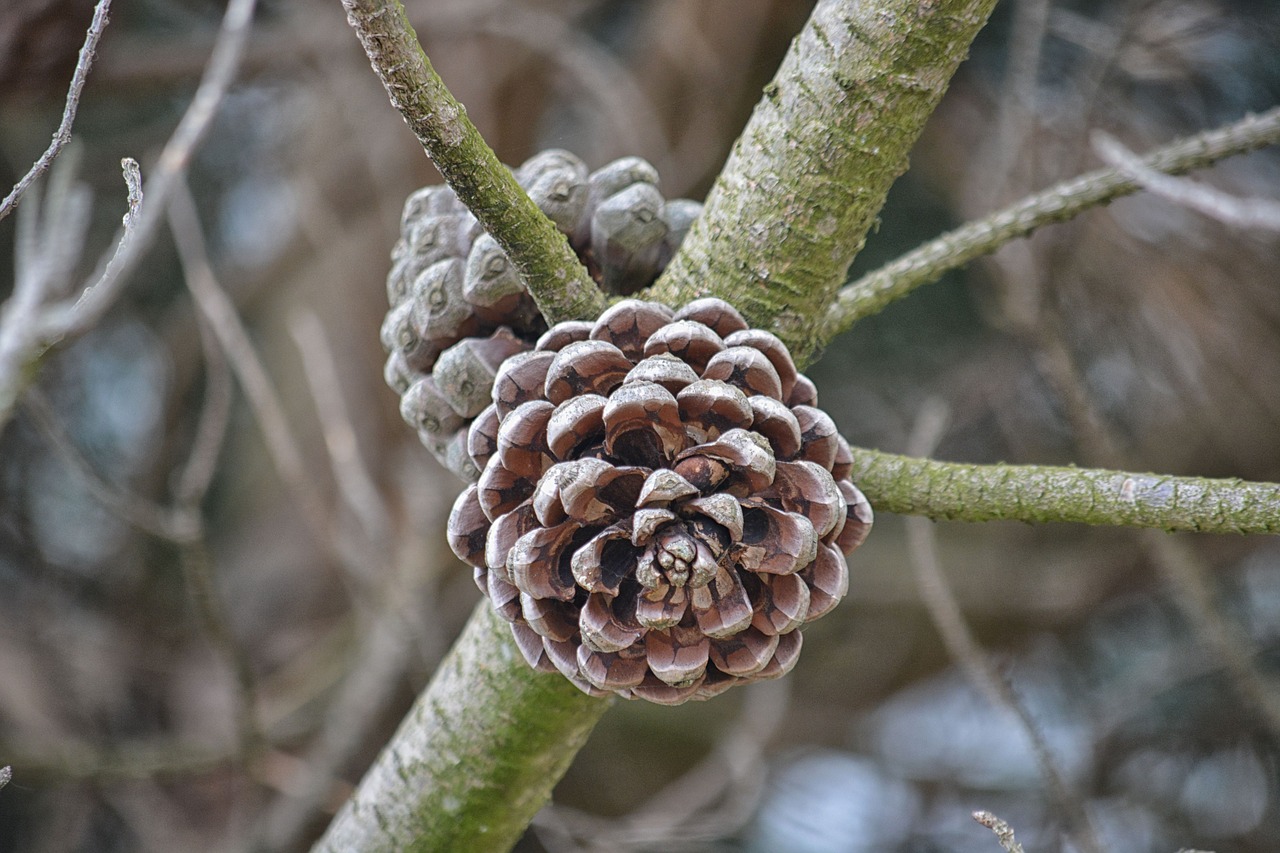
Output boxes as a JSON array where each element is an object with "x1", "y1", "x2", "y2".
[{"x1": 1, "y1": 0, "x2": 1279, "y2": 851}]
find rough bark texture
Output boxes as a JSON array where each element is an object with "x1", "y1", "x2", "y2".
[
  {"x1": 313, "y1": 603, "x2": 610, "y2": 852},
  {"x1": 850, "y1": 448, "x2": 1280, "y2": 534},
  {"x1": 647, "y1": 0, "x2": 998, "y2": 365},
  {"x1": 340, "y1": 0, "x2": 605, "y2": 326}
]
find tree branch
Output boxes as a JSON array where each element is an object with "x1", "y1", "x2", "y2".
[
  {"x1": 0, "y1": 0, "x2": 113, "y2": 222},
  {"x1": 1093, "y1": 130, "x2": 1280, "y2": 231},
  {"x1": 0, "y1": 0, "x2": 257, "y2": 436},
  {"x1": 312, "y1": 603, "x2": 610, "y2": 853},
  {"x1": 826, "y1": 106, "x2": 1280, "y2": 335},
  {"x1": 339, "y1": 0, "x2": 605, "y2": 326},
  {"x1": 648, "y1": 0, "x2": 999, "y2": 364},
  {"x1": 849, "y1": 447, "x2": 1280, "y2": 534}
]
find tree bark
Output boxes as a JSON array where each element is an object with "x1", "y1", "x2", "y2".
[
  {"x1": 647, "y1": 0, "x2": 999, "y2": 365},
  {"x1": 850, "y1": 448, "x2": 1280, "y2": 534}
]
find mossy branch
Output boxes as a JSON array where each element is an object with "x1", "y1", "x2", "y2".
[
  {"x1": 340, "y1": 0, "x2": 605, "y2": 325},
  {"x1": 648, "y1": 0, "x2": 999, "y2": 365},
  {"x1": 313, "y1": 604, "x2": 610, "y2": 852},
  {"x1": 851, "y1": 447, "x2": 1280, "y2": 534},
  {"x1": 826, "y1": 106, "x2": 1280, "y2": 334}
]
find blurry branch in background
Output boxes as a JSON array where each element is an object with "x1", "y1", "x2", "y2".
[
  {"x1": 168, "y1": 179, "x2": 381, "y2": 603},
  {"x1": 0, "y1": 765, "x2": 10, "y2": 792},
  {"x1": 340, "y1": 0, "x2": 606, "y2": 325},
  {"x1": 534, "y1": 680, "x2": 791, "y2": 852},
  {"x1": 977, "y1": 93, "x2": 1280, "y2": 749},
  {"x1": 22, "y1": 316, "x2": 263, "y2": 757},
  {"x1": 826, "y1": 106, "x2": 1280, "y2": 335},
  {"x1": 253, "y1": 312, "x2": 448, "y2": 852},
  {"x1": 0, "y1": 0, "x2": 113, "y2": 222},
  {"x1": 849, "y1": 448, "x2": 1280, "y2": 534},
  {"x1": 22, "y1": 276, "x2": 261, "y2": 757},
  {"x1": 972, "y1": 810, "x2": 1026, "y2": 853},
  {"x1": 0, "y1": 742, "x2": 237, "y2": 784},
  {"x1": 0, "y1": 0, "x2": 258, "y2": 435},
  {"x1": 1145, "y1": 532, "x2": 1280, "y2": 743},
  {"x1": 289, "y1": 311, "x2": 394, "y2": 550},
  {"x1": 23, "y1": 389, "x2": 198, "y2": 542},
  {"x1": 1093, "y1": 131, "x2": 1280, "y2": 232},
  {"x1": 905, "y1": 400, "x2": 1100, "y2": 853}
]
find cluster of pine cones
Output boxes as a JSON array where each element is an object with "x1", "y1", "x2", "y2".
[
  {"x1": 383, "y1": 150, "x2": 700, "y2": 480},
  {"x1": 382, "y1": 152, "x2": 872, "y2": 704}
]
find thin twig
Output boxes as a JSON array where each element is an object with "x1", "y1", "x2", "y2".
[
  {"x1": 40, "y1": 0, "x2": 258, "y2": 342},
  {"x1": 826, "y1": 106, "x2": 1280, "y2": 335},
  {"x1": 179, "y1": 539, "x2": 267, "y2": 758},
  {"x1": 0, "y1": 0, "x2": 113, "y2": 222},
  {"x1": 906, "y1": 401, "x2": 1101, "y2": 853},
  {"x1": 0, "y1": 0, "x2": 258, "y2": 435},
  {"x1": 175, "y1": 312, "x2": 234, "y2": 504},
  {"x1": 973, "y1": 810, "x2": 1027, "y2": 853},
  {"x1": 1, "y1": 743, "x2": 238, "y2": 783},
  {"x1": 1094, "y1": 131, "x2": 1280, "y2": 231}
]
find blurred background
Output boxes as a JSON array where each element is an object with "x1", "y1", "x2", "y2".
[{"x1": 2, "y1": 0, "x2": 1280, "y2": 850}]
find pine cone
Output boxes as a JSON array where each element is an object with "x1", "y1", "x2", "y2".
[
  {"x1": 448, "y1": 298, "x2": 873, "y2": 704},
  {"x1": 385, "y1": 151, "x2": 702, "y2": 478}
]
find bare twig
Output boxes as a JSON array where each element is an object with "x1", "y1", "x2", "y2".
[
  {"x1": 0, "y1": 0, "x2": 258, "y2": 435},
  {"x1": 1094, "y1": 131, "x2": 1280, "y2": 231},
  {"x1": 40, "y1": 0, "x2": 258, "y2": 341},
  {"x1": 826, "y1": 106, "x2": 1280, "y2": 335},
  {"x1": 906, "y1": 401, "x2": 1100, "y2": 853},
  {"x1": 175, "y1": 313, "x2": 234, "y2": 505},
  {"x1": 0, "y1": 0, "x2": 113, "y2": 222},
  {"x1": 1, "y1": 743, "x2": 237, "y2": 783},
  {"x1": 973, "y1": 810, "x2": 1027, "y2": 853}
]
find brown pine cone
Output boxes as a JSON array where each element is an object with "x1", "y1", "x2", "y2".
[
  {"x1": 447, "y1": 298, "x2": 872, "y2": 704},
  {"x1": 385, "y1": 151, "x2": 703, "y2": 479}
]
